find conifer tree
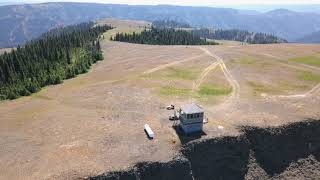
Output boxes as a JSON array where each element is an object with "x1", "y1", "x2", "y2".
[
  {"x1": 0, "y1": 22, "x2": 112, "y2": 100},
  {"x1": 112, "y1": 27, "x2": 218, "y2": 45}
]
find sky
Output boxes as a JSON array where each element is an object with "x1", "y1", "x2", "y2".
[{"x1": 2, "y1": 0, "x2": 320, "y2": 6}]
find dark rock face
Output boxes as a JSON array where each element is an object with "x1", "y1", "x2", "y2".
[
  {"x1": 136, "y1": 156, "x2": 192, "y2": 180},
  {"x1": 88, "y1": 156, "x2": 192, "y2": 180},
  {"x1": 244, "y1": 120, "x2": 320, "y2": 176},
  {"x1": 89, "y1": 169, "x2": 137, "y2": 180},
  {"x1": 89, "y1": 120, "x2": 320, "y2": 180},
  {"x1": 182, "y1": 136, "x2": 250, "y2": 180}
]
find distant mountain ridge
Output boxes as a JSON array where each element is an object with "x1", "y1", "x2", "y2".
[
  {"x1": 230, "y1": 4, "x2": 320, "y2": 13},
  {"x1": 1, "y1": 2, "x2": 320, "y2": 47},
  {"x1": 296, "y1": 31, "x2": 320, "y2": 43}
]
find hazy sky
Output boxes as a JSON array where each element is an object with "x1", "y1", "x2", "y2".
[{"x1": 4, "y1": 0, "x2": 320, "y2": 6}]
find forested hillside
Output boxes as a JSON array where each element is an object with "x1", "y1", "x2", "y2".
[
  {"x1": 192, "y1": 29, "x2": 287, "y2": 44},
  {"x1": 152, "y1": 20, "x2": 192, "y2": 29},
  {"x1": 1, "y1": 3, "x2": 320, "y2": 47},
  {"x1": 0, "y1": 22, "x2": 112, "y2": 100},
  {"x1": 112, "y1": 27, "x2": 217, "y2": 45}
]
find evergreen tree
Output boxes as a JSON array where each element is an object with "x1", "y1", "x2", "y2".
[
  {"x1": 112, "y1": 27, "x2": 218, "y2": 45},
  {"x1": 191, "y1": 28, "x2": 287, "y2": 44},
  {"x1": 152, "y1": 20, "x2": 192, "y2": 29},
  {"x1": 0, "y1": 22, "x2": 112, "y2": 100}
]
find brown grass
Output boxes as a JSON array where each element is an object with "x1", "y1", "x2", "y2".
[{"x1": 0, "y1": 19, "x2": 320, "y2": 180}]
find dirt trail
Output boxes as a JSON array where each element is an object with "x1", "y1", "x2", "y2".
[
  {"x1": 192, "y1": 61, "x2": 219, "y2": 91},
  {"x1": 275, "y1": 83, "x2": 320, "y2": 99},
  {"x1": 234, "y1": 50, "x2": 320, "y2": 72},
  {"x1": 261, "y1": 53, "x2": 320, "y2": 71},
  {"x1": 198, "y1": 47, "x2": 240, "y2": 99},
  {"x1": 258, "y1": 53, "x2": 320, "y2": 99},
  {"x1": 143, "y1": 54, "x2": 206, "y2": 75},
  {"x1": 234, "y1": 50, "x2": 320, "y2": 100}
]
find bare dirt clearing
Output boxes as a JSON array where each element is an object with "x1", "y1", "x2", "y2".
[
  {"x1": 97, "y1": 19, "x2": 150, "y2": 40},
  {"x1": 0, "y1": 48, "x2": 11, "y2": 54},
  {"x1": 0, "y1": 20, "x2": 320, "y2": 180}
]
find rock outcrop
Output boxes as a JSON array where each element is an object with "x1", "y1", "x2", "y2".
[{"x1": 89, "y1": 119, "x2": 320, "y2": 180}]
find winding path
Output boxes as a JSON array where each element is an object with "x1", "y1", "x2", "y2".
[
  {"x1": 141, "y1": 46, "x2": 240, "y2": 100},
  {"x1": 235, "y1": 50, "x2": 320, "y2": 99},
  {"x1": 259, "y1": 53, "x2": 320, "y2": 99},
  {"x1": 192, "y1": 61, "x2": 219, "y2": 91},
  {"x1": 198, "y1": 47, "x2": 240, "y2": 99},
  {"x1": 261, "y1": 53, "x2": 320, "y2": 72},
  {"x1": 143, "y1": 54, "x2": 206, "y2": 75},
  {"x1": 275, "y1": 83, "x2": 320, "y2": 99}
]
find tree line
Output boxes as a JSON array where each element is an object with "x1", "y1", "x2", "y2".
[
  {"x1": 0, "y1": 22, "x2": 112, "y2": 100},
  {"x1": 151, "y1": 20, "x2": 287, "y2": 44},
  {"x1": 192, "y1": 28, "x2": 287, "y2": 44},
  {"x1": 111, "y1": 27, "x2": 218, "y2": 45}
]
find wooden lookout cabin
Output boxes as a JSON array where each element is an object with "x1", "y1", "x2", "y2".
[{"x1": 178, "y1": 103, "x2": 204, "y2": 134}]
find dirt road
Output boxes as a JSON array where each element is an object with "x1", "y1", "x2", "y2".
[
  {"x1": 257, "y1": 53, "x2": 320, "y2": 99},
  {"x1": 261, "y1": 53, "x2": 320, "y2": 71},
  {"x1": 198, "y1": 47, "x2": 240, "y2": 99},
  {"x1": 143, "y1": 54, "x2": 206, "y2": 75},
  {"x1": 276, "y1": 83, "x2": 320, "y2": 99},
  {"x1": 192, "y1": 61, "x2": 220, "y2": 91}
]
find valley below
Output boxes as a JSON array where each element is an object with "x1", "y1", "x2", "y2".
[{"x1": 0, "y1": 19, "x2": 320, "y2": 180}]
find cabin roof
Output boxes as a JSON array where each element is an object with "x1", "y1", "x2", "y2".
[{"x1": 181, "y1": 103, "x2": 204, "y2": 114}]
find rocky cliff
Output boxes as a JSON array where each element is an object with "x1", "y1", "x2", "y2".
[{"x1": 89, "y1": 119, "x2": 320, "y2": 180}]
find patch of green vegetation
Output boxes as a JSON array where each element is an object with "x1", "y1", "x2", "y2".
[
  {"x1": 279, "y1": 81, "x2": 309, "y2": 91},
  {"x1": 159, "y1": 87, "x2": 192, "y2": 96},
  {"x1": 71, "y1": 48, "x2": 86, "y2": 63},
  {"x1": 247, "y1": 81, "x2": 281, "y2": 94},
  {"x1": 298, "y1": 71, "x2": 320, "y2": 82},
  {"x1": 141, "y1": 67, "x2": 200, "y2": 81},
  {"x1": 198, "y1": 85, "x2": 232, "y2": 96},
  {"x1": 234, "y1": 57, "x2": 256, "y2": 65},
  {"x1": 141, "y1": 67, "x2": 200, "y2": 80},
  {"x1": 166, "y1": 67, "x2": 200, "y2": 80},
  {"x1": 290, "y1": 54, "x2": 320, "y2": 67},
  {"x1": 158, "y1": 84, "x2": 232, "y2": 98}
]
